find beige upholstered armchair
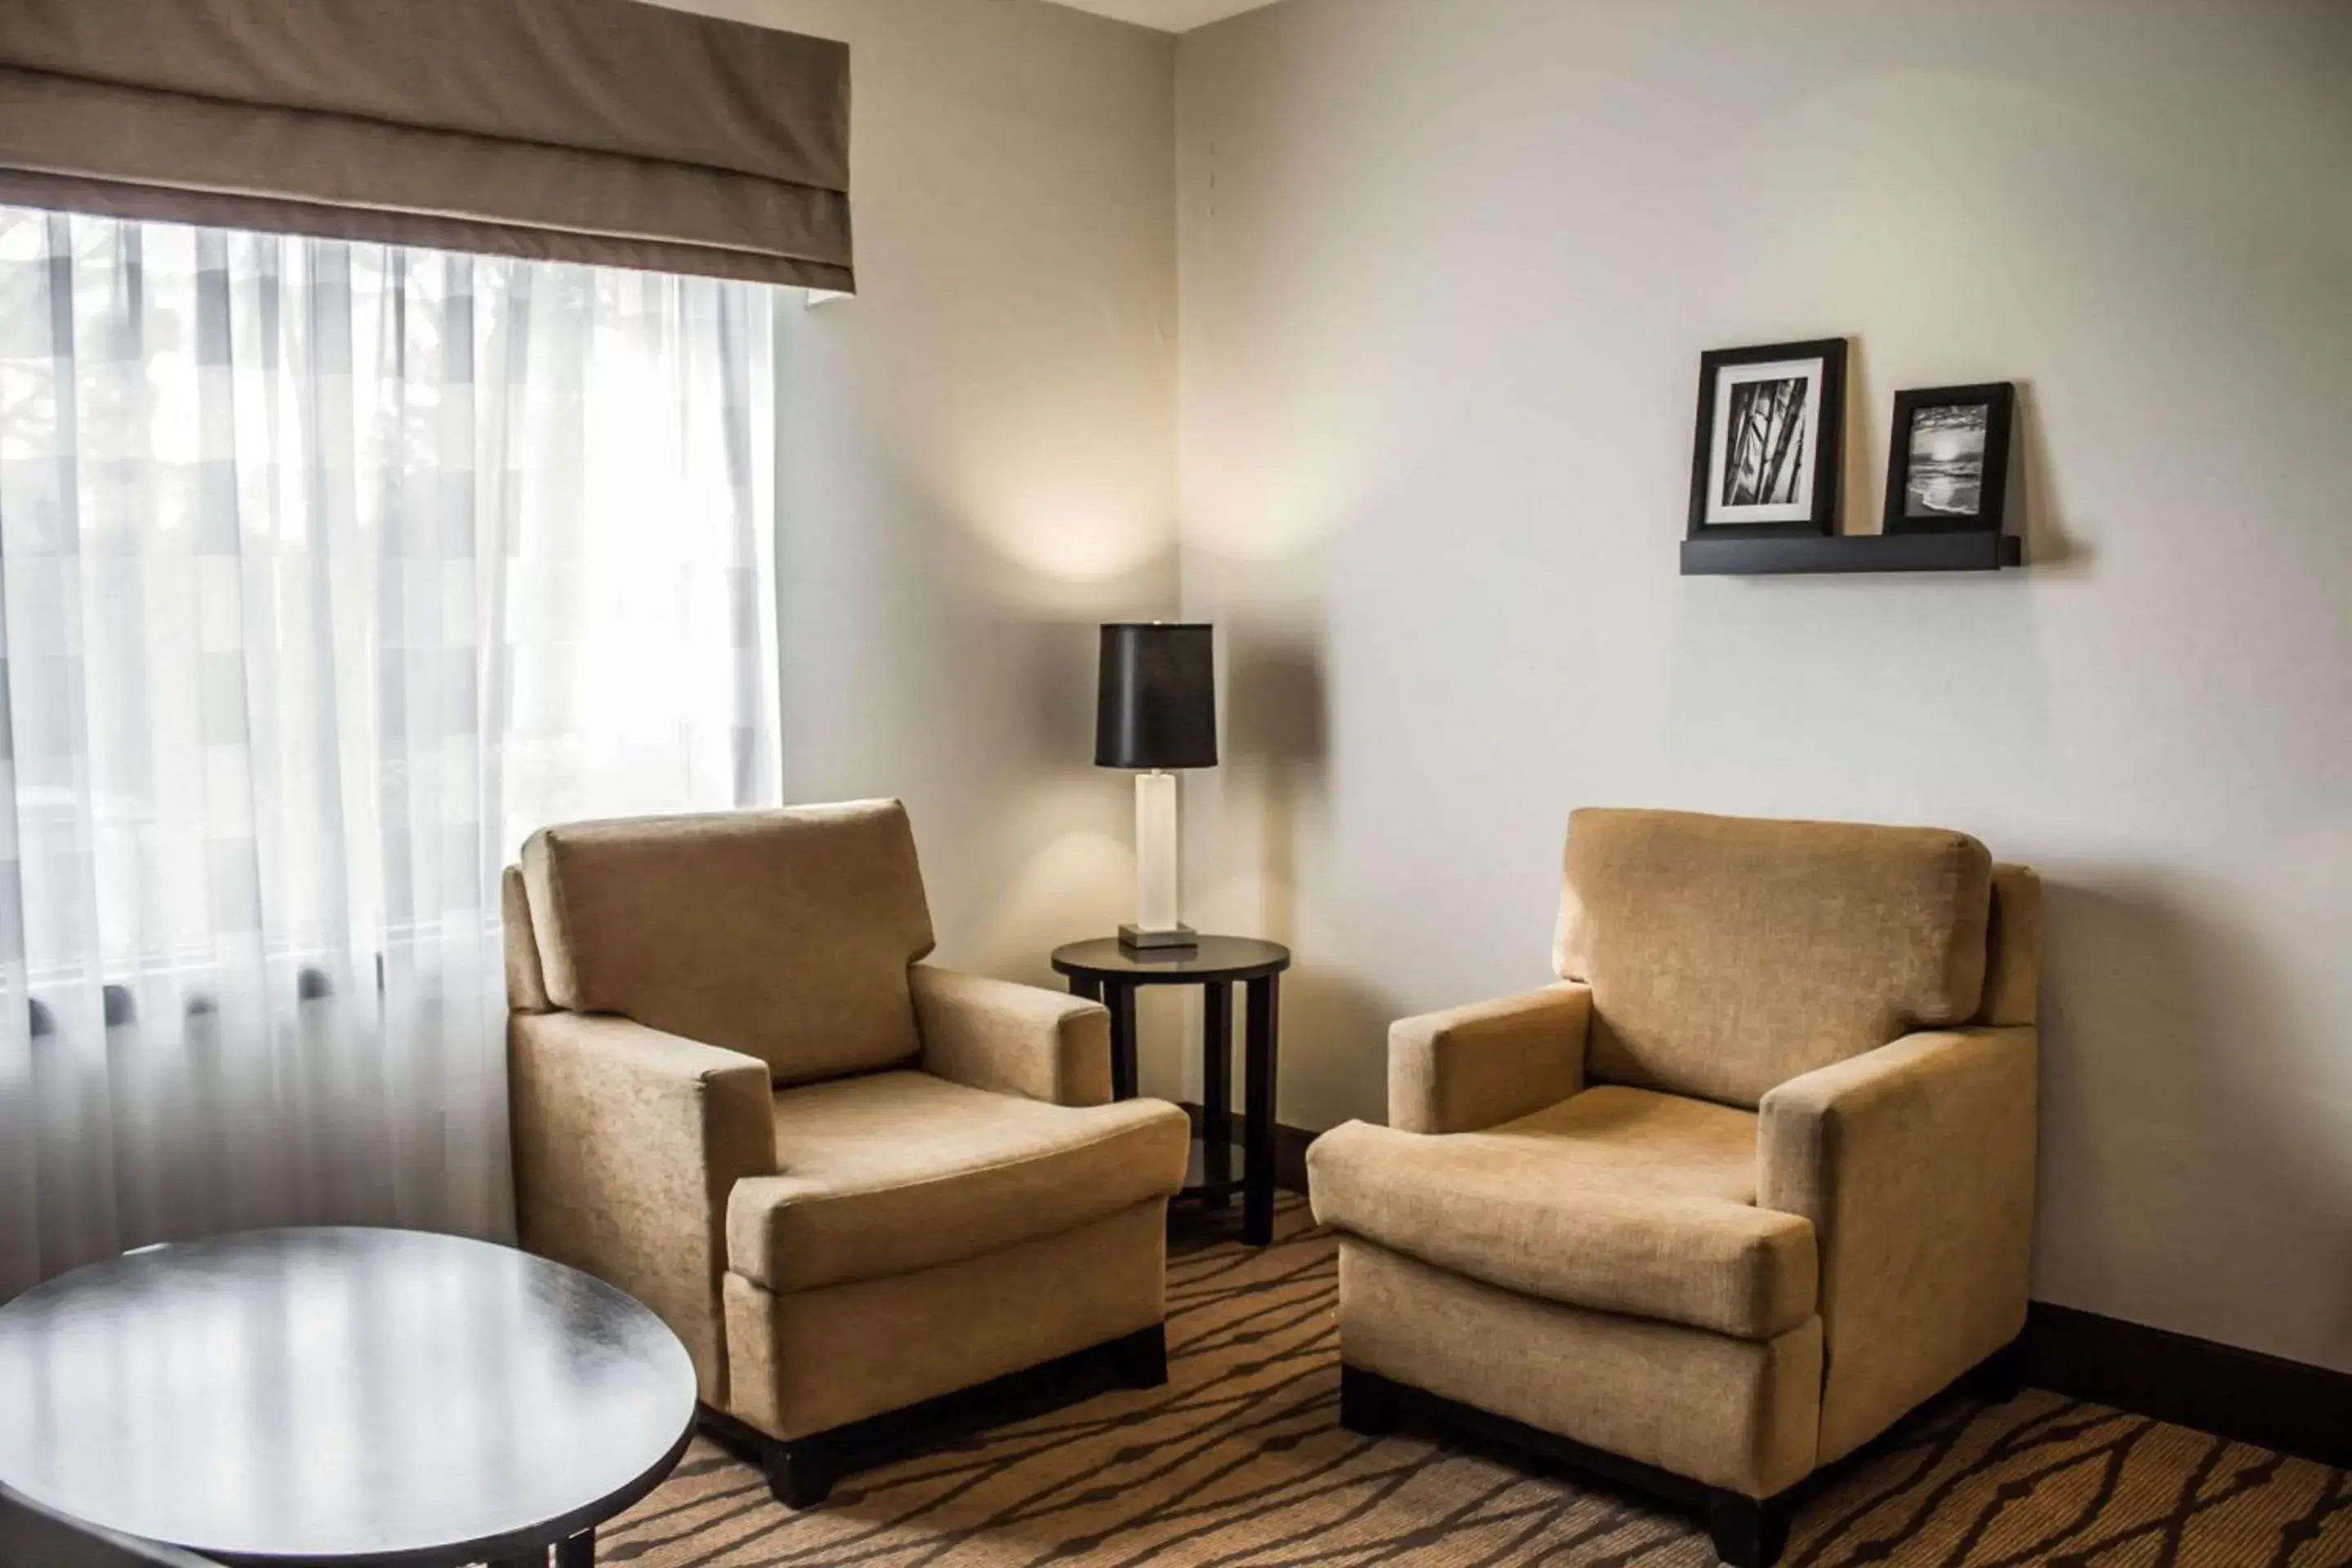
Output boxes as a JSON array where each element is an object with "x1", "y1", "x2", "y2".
[
  {"x1": 1308, "y1": 808, "x2": 2039, "y2": 1568},
  {"x1": 503, "y1": 800, "x2": 1191, "y2": 1506}
]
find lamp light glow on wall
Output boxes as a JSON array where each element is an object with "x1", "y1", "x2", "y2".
[{"x1": 1095, "y1": 622, "x2": 1216, "y2": 952}]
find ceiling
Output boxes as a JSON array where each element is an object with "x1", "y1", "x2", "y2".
[{"x1": 1043, "y1": 0, "x2": 1285, "y2": 32}]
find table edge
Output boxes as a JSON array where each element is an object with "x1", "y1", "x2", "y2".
[
  {"x1": 202, "y1": 1412, "x2": 696, "y2": 1568},
  {"x1": 1049, "y1": 940, "x2": 1292, "y2": 984}
]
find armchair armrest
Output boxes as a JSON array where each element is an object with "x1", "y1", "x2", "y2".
[
  {"x1": 1388, "y1": 983, "x2": 1591, "y2": 1134},
  {"x1": 509, "y1": 1011, "x2": 776, "y2": 1405},
  {"x1": 1760, "y1": 1026, "x2": 2037, "y2": 1462},
  {"x1": 911, "y1": 964, "x2": 1112, "y2": 1107}
]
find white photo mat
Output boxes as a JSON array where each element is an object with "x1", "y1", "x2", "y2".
[{"x1": 1704, "y1": 356, "x2": 1825, "y2": 525}]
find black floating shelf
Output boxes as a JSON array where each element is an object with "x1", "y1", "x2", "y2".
[{"x1": 1681, "y1": 532, "x2": 2022, "y2": 577}]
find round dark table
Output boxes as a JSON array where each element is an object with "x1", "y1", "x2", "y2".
[
  {"x1": 1051, "y1": 936, "x2": 1291, "y2": 1245},
  {"x1": 0, "y1": 1228, "x2": 697, "y2": 1567}
]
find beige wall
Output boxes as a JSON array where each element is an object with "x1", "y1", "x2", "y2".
[
  {"x1": 663, "y1": 0, "x2": 1181, "y2": 985},
  {"x1": 1175, "y1": 0, "x2": 2352, "y2": 1372}
]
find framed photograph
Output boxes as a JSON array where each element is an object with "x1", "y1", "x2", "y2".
[
  {"x1": 1883, "y1": 383, "x2": 2015, "y2": 534},
  {"x1": 1686, "y1": 337, "x2": 1847, "y2": 538}
]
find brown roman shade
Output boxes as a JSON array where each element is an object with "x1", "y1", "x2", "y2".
[{"x1": 0, "y1": 0, "x2": 852, "y2": 289}]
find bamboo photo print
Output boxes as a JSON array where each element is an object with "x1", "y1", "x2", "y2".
[{"x1": 1687, "y1": 337, "x2": 1847, "y2": 537}]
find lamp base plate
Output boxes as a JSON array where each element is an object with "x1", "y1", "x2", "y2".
[{"x1": 1119, "y1": 923, "x2": 1199, "y2": 952}]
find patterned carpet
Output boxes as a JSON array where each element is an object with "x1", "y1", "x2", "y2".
[{"x1": 602, "y1": 1199, "x2": 2352, "y2": 1567}]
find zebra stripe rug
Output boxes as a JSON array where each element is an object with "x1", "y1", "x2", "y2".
[{"x1": 601, "y1": 1198, "x2": 2351, "y2": 1566}]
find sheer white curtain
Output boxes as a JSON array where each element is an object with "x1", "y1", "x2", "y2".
[{"x1": 0, "y1": 207, "x2": 778, "y2": 1296}]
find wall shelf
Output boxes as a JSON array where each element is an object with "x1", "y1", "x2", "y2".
[{"x1": 1680, "y1": 532, "x2": 2022, "y2": 577}]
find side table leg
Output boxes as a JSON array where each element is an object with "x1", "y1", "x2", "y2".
[
  {"x1": 1201, "y1": 982, "x2": 1232, "y2": 1206},
  {"x1": 556, "y1": 1530, "x2": 595, "y2": 1567},
  {"x1": 1107, "y1": 980, "x2": 1139, "y2": 1100},
  {"x1": 1242, "y1": 974, "x2": 1280, "y2": 1245}
]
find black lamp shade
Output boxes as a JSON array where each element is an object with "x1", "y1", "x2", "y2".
[{"x1": 1095, "y1": 623, "x2": 1217, "y2": 769}]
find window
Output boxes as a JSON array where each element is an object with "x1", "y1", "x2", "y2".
[{"x1": 0, "y1": 208, "x2": 778, "y2": 1291}]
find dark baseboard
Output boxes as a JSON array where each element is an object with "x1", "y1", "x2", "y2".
[
  {"x1": 1271, "y1": 1120, "x2": 1313, "y2": 1193},
  {"x1": 1178, "y1": 1102, "x2": 1314, "y2": 1194},
  {"x1": 2019, "y1": 1300, "x2": 2352, "y2": 1470}
]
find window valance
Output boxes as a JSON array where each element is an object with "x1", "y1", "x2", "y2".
[{"x1": 0, "y1": 0, "x2": 852, "y2": 289}]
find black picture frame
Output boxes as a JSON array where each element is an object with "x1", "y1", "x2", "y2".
[
  {"x1": 1686, "y1": 336, "x2": 1847, "y2": 540},
  {"x1": 1882, "y1": 382, "x2": 2014, "y2": 535}
]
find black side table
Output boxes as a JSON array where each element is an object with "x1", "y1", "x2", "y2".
[{"x1": 1051, "y1": 936, "x2": 1290, "y2": 1245}]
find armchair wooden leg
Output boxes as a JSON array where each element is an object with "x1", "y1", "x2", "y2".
[
  {"x1": 1705, "y1": 1488, "x2": 1792, "y2": 1568},
  {"x1": 1338, "y1": 1364, "x2": 1401, "y2": 1436},
  {"x1": 764, "y1": 1440, "x2": 839, "y2": 1509},
  {"x1": 1109, "y1": 1325, "x2": 1169, "y2": 1388}
]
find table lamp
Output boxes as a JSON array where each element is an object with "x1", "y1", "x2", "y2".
[{"x1": 1096, "y1": 622, "x2": 1216, "y2": 951}]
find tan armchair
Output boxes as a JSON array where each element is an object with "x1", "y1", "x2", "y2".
[
  {"x1": 503, "y1": 800, "x2": 1192, "y2": 1506},
  {"x1": 1308, "y1": 808, "x2": 2039, "y2": 1567}
]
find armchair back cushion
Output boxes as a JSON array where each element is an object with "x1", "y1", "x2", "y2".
[
  {"x1": 521, "y1": 800, "x2": 936, "y2": 1085},
  {"x1": 1552, "y1": 808, "x2": 1993, "y2": 1108}
]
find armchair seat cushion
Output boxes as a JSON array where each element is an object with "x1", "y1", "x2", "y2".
[
  {"x1": 1309, "y1": 1086, "x2": 1817, "y2": 1339},
  {"x1": 725, "y1": 1071, "x2": 1190, "y2": 1294}
]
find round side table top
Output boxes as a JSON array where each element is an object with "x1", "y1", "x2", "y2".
[
  {"x1": 0, "y1": 1227, "x2": 697, "y2": 1566},
  {"x1": 1051, "y1": 935, "x2": 1291, "y2": 983}
]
